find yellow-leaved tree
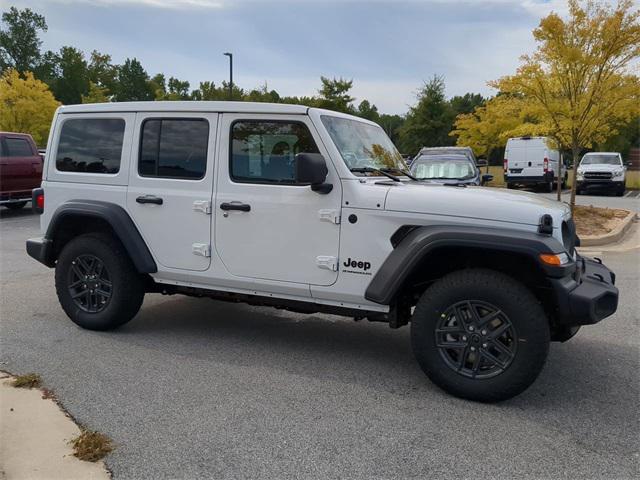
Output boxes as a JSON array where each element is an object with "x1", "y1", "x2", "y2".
[
  {"x1": 0, "y1": 69, "x2": 60, "y2": 146},
  {"x1": 451, "y1": 94, "x2": 544, "y2": 168},
  {"x1": 491, "y1": 0, "x2": 640, "y2": 207}
]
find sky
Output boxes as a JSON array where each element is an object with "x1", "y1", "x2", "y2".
[{"x1": 2, "y1": 0, "x2": 580, "y2": 114}]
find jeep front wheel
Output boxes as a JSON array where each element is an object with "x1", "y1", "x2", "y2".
[
  {"x1": 55, "y1": 233, "x2": 145, "y2": 331},
  {"x1": 411, "y1": 269, "x2": 550, "y2": 402}
]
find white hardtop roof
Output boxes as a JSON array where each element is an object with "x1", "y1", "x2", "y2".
[{"x1": 58, "y1": 101, "x2": 310, "y2": 115}]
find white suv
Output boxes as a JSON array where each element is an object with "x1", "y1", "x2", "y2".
[
  {"x1": 576, "y1": 152, "x2": 627, "y2": 196},
  {"x1": 27, "y1": 102, "x2": 618, "y2": 402}
]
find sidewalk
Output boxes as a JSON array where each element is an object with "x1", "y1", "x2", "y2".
[{"x1": 0, "y1": 372, "x2": 110, "y2": 480}]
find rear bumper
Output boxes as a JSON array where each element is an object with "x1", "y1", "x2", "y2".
[
  {"x1": 26, "y1": 237, "x2": 55, "y2": 268},
  {"x1": 504, "y1": 172, "x2": 554, "y2": 184},
  {"x1": 550, "y1": 256, "x2": 618, "y2": 326}
]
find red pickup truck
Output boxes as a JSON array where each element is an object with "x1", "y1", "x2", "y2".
[{"x1": 0, "y1": 132, "x2": 43, "y2": 210}]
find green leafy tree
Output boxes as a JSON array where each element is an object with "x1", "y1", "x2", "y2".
[
  {"x1": 398, "y1": 75, "x2": 455, "y2": 154},
  {"x1": 317, "y1": 76, "x2": 355, "y2": 113},
  {"x1": 244, "y1": 82, "x2": 281, "y2": 103},
  {"x1": 356, "y1": 99, "x2": 380, "y2": 123},
  {"x1": 87, "y1": 50, "x2": 117, "y2": 95},
  {"x1": 48, "y1": 46, "x2": 89, "y2": 104},
  {"x1": 113, "y1": 58, "x2": 154, "y2": 101},
  {"x1": 0, "y1": 7, "x2": 47, "y2": 74},
  {"x1": 82, "y1": 81, "x2": 110, "y2": 103},
  {"x1": 379, "y1": 113, "x2": 405, "y2": 148},
  {"x1": 449, "y1": 93, "x2": 485, "y2": 116}
]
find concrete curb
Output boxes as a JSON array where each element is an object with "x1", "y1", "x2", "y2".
[{"x1": 580, "y1": 210, "x2": 638, "y2": 247}]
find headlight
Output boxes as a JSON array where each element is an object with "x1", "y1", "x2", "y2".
[
  {"x1": 612, "y1": 170, "x2": 624, "y2": 178},
  {"x1": 577, "y1": 171, "x2": 584, "y2": 180}
]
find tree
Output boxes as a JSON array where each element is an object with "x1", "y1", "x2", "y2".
[
  {"x1": 155, "y1": 76, "x2": 191, "y2": 100},
  {"x1": 356, "y1": 99, "x2": 380, "y2": 123},
  {"x1": 492, "y1": 0, "x2": 640, "y2": 208},
  {"x1": 0, "y1": 7, "x2": 47, "y2": 74},
  {"x1": 317, "y1": 76, "x2": 355, "y2": 113},
  {"x1": 451, "y1": 94, "x2": 540, "y2": 165},
  {"x1": 398, "y1": 75, "x2": 455, "y2": 154},
  {"x1": 82, "y1": 81, "x2": 110, "y2": 103},
  {"x1": 449, "y1": 93, "x2": 485, "y2": 116},
  {"x1": 0, "y1": 69, "x2": 59, "y2": 145},
  {"x1": 113, "y1": 58, "x2": 154, "y2": 101},
  {"x1": 48, "y1": 46, "x2": 90, "y2": 104},
  {"x1": 379, "y1": 113, "x2": 405, "y2": 148},
  {"x1": 87, "y1": 50, "x2": 117, "y2": 96}
]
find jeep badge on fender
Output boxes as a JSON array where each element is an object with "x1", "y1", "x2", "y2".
[{"x1": 26, "y1": 100, "x2": 619, "y2": 403}]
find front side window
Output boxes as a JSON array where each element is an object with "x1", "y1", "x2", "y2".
[
  {"x1": 5, "y1": 138, "x2": 34, "y2": 157},
  {"x1": 139, "y1": 118, "x2": 209, "y2": 180},
  {"x1": 56, "y1": 118, "x2": 125, "y2": 174},
  {"x1": 411, "y1": 155, "x2": 476, "y2": 180},
  {"x1": 321, "y1": 115, "x2": 406, "y2": 174},
  {"x1": 230, "y1": 120, "x2": 319, "y2": 183}
]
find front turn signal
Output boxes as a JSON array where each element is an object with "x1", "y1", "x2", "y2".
[{"x1": 540, "y1": 252, "x2": 570, "y2": 266}]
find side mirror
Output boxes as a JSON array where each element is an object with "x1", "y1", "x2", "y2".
[
  {"x1": 476, "y1": 159, "x2": 488, "y2": 167},
  {"x1": 481, "y1": 174, "x2": 494, "y2": 185},
  {"x1": 295, "y1": 153, "x2": 332, "y2": 194}
]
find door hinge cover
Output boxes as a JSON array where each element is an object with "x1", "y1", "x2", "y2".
[
  {"x1": 193, "y1": 200, "x2": 212, "y2": 214},
  {"x1": 316, "y1": 255, "x2": 338, "y2": 271},
  {"x1": 192, "y1": 243, "x2": 211, "y2": 257},
  {"x1": 318, "y1": 209, "x2": 340, "y2": 224}
]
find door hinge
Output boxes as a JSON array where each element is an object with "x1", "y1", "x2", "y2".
[
  {"x1": 192, "y1": 243, "x2": 211, "y2": 257},
  {"x1": 316, "y1": 255, "x2": 338, "y2": 272},
  {"x1": 318, "y1": 209, "x2": 340, "y2": 224},
  {"x1": 193, "y1": 200, "x2": 212, "y2": 214}
]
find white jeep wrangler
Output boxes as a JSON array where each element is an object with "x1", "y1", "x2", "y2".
[{"x1": 27, "y1": 102, "x2": 619, "y2": 402}]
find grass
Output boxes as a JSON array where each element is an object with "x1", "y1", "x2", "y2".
[
  {"x1": 12, "y1": 373, "x2": 42, "y2": 389},
  {"x1": 70, "y1": 430, "x2": 113, "y2": 462},
  {"x1": 483, "y1": 166, "x2": 640, "y2": 189}
]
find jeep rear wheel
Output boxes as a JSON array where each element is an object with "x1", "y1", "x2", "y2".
[
  {"x1": 55, "y1": 233, "x2": 145, "y2": 331},
  {"x1": 411, "y1": 269, "x2": 550, "y2": 402}
]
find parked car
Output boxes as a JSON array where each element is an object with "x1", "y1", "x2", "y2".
[
  {"x1": 576, "y1": 152, "x2": 626, "y2": 196},
  {"x1": 0, "y1": 132, "x2": 43, "y2": 210},
  {"x1": 503, "y1": 136, "x2": 566, "y2": 192},
  {"x1": 27, "y1": 101, "x2": 618, "y2": 402},
  {"x1": 410, "y1": 153, "x2": 492, "y2": 186}
]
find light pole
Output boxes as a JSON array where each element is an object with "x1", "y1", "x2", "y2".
[{"x1": 223, "y1": 52, "x2": 233, "y2": 100}]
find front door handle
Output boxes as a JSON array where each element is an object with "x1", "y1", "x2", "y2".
[
  {"x1": 136, "y1": 195, "x2": 163, "y2": 205},
  {"x1": 220, "y1": 202, "x2": 251, "y2": 212}
]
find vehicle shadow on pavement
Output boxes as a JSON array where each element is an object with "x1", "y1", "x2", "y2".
[{"x1": 0, "y1": 207, "x2": 35, "y2": 220}]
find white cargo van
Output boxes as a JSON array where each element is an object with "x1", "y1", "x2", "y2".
[{"x1": 504, "y1": 137, "x2": 566, "y2": 192}]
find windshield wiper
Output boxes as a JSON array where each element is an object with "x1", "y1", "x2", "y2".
[
  {"x1": 379, "y1": 167, "x2": 419, "y2": 181},
  {"x1": 350, "y1": 167, "x2": 401, "y2": 182}
]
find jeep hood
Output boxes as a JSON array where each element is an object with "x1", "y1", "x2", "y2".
[{"x1": 384, "y1": 183, "x2": 569, "y2": 227}]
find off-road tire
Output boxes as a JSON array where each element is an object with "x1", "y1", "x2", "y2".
[
  {"x1": 616, "y1": 187, "x2": 625, "y2": 197},
  {"x1": 506, "y1": 183, "x2": 515, "y2": 189},
  {"x1": 55, "y1": 233, "x2": 145, "y2": 330},
  {"x1": 411, "y1": 269, "x2": 550, "y2": 402},
  {"x1": 544, "y1": 181, "x2": 553, "y2": 193},
  {"x1": 5, "y1": 201, "x2": 27, "y2": 210}
]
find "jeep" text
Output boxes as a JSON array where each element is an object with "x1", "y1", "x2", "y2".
[{"x1": 343, "y1": 258, "x2": 371, "y2": 271}]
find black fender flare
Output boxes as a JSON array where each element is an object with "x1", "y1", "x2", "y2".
[
  {"x1": 364, "y1": 225, "x2": 571, "y2": 305},
  {"x1": 44, "y1": 200, "x2": 157, "y2": 273}
]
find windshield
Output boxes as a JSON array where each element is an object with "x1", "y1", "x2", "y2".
[
  {"x1": 321, "y1": 115, "x2": 407, "y2": 174},
  {"x1": 580, "y1": 155, "x2": 621, "y2": 166},
  {"x1": 410, "y1": 156, "x2": 476, "y2": 180}
]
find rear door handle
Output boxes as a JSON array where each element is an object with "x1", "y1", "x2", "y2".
[
  {"x1": 220, "y1": 202, "x2": 250, "y2": 212},
  {"x1": 136, "y1": 195, "x2": 163, "y2": 205}
]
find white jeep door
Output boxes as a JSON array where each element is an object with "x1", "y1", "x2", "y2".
[
  {"x1": 214, "y1": 114, "x2": 341, "y2": 286},
  {"x1": 127, "y1": 112, "x2": 218, "y2": 271}
]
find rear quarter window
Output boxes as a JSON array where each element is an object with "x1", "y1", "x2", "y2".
[{"x1": 56, "y1": 118, "x2": 125, "y2": 174}]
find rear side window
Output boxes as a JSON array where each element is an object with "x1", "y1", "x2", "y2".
[
  {"x1": 230, "y1": 120, "x2": 319, "y2": 184},
  {"x1": 139, "y1": 119, "x2": 209, "y2": 180},
  {"x1": 56, "y1": 118, "x2": 125, "y2": 174},
  {"x1": 4, "y1": 138, "x2": 34, "y2": 157}
]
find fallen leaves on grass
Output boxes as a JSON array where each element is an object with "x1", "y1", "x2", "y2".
[
  {"x1": 573, "y1": 205, "x2": 630, "y2": 237},
  {"x1": 70, "y1": 431, "x2": 113, "y2": 462},
  {"x1": 12, "y1": 373, "x2": 42, "y2": 389}
]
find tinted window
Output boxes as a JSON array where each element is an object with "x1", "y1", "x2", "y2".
[
  {"x1": 56, "y1": 118, "x2": 125, "y2": 174},
  {"x1": 139, "y1": 119, "x2": 208, "y2": 179},
  {"x1": 5, "y1": 138, "x2": 34, "y2": 157},
  {"x1": 231, "y1": 121, "x2": 319, "y2": 183}
]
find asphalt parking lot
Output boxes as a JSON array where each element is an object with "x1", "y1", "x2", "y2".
[{"x1": 1, "y1": 193, "x2": 638, "y2": 479}]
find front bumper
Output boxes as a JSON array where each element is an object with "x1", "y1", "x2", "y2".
[
  {"x1": 26, "y1": 236, "x2": 55, "y2": 267},
  {"x1": 577, "y1": 180, "x2": 624, "y2": 190},
  {"x1": 550, "y1": 256, "x2": 618, "y2": 326}
]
